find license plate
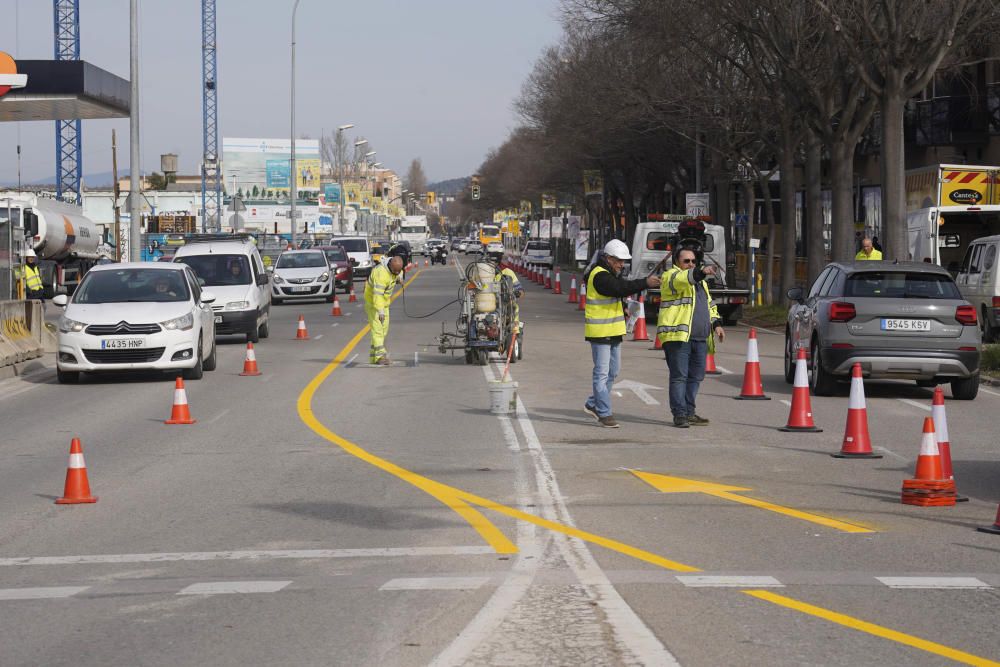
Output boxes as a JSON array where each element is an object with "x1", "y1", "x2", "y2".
[
  {"x1": 214, "y1": 315, "x2": 222, "y2": 323},
  {"x1": 291, "y1": 286, "x2": 311, "y2": 293},
  {"x1": 101, "y1": 337, "x2": 145, "y2": 349},
  {"x1": 881, "y1": 318, "x2": 930, "y2": 331}
]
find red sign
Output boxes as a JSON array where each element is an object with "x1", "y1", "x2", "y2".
[{"x1": 0, "y1": 52, "x2": 28, "y2": 97}]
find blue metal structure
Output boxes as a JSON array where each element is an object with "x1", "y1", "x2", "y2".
[
  {"x1": 54, "y1": 0, "x2": 82, "y2": 203},
  {"x1": 201, "y1": 0, "x2": 221, "y2": 232}
]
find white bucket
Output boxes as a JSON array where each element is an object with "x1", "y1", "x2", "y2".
[{"x1": 488, "y1": 380, "x2": 518, "y2": 414}]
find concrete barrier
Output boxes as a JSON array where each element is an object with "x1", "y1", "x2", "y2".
[{"x1": 0, "y1": 300, "x2": 45, "y2": 378}]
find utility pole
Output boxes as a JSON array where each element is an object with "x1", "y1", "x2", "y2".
[
  {"x1": 289, "y1": 0, "x2": 301, "y2": 247},
  {"x1": 129, "y1": 0, "x2": 141, "y2": 261},
  {"x1": 112, "y1": 130, "x2": 121, "y2": 261}
]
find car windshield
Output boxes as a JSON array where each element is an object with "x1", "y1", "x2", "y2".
[
  {"x1": 276, "y1": 253, "x2": 326, "y2": 269},
  {"x1": 337, "y1": 239, "x2": 367, "y2": 252},
  {"x1": 74, "y1": 268, "x2": 190, "y2": 304},
  {"x1": 400, "y1": 226, "x2": 425, "y2": 234},
  {"x1": 323, "y1": 248, "x2": 347, "y2": 262},
  {"x1": 527, "y1": 242, "x2": 550, "y2": 250},
  {"x1": 481, "y1": 226, "x2": 499, "y2": 236},
  {"x1": 174, "y1": 254, "x2": 251, "y2": 286},
  {"x1": 844, "y1": 272, "x2": 961, "y2": 299}
]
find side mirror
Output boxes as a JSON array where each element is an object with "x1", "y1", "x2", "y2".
[
  {"x1": 787, "y1": 287, "x2": 804, "y2": 302},
  {"x1": 52, "y1": 294, "x2": 69, "y2": 307},
  {"x1": 256, "y1": 273, "x2": 269, "y2": 286},
  {"x1": 201, "y1": 291, "x2": 217, "y2": 305}
]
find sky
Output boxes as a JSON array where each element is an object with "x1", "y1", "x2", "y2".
[{"x1": 0, "y1": 0, "x2": 564, "y2": 185}]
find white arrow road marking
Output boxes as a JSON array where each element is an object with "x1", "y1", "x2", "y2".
[{"x1": 613, "y1": 380, "x2": 663, "y2": 406}]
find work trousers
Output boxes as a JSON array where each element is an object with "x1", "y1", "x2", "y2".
[
  {"x1": 365, "y1": 303, "x2": 390, "y2": 363},
  {"x1": 664, "y1": 339, "x2": 708, "y2": 418}
]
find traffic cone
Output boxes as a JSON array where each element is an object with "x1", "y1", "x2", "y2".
[
  {"x1": 295, "y1": 314, "x2": 310, "y2": 340},
  {"x1": 164, "y1": 376, "x2": 196, "y2": 424},
  {"x1": 348, "y1": 285, "x2": 357, "y2": 303},
  {"x1": 901, "y1": 416, "x2": 956, "y2": 507},
  {"x1": 544, "y1": 270, "x2": 552, "y2": 289},
  {"x1": 779, "y1": 348, "x2": 822, "y2": 432},
  {"x1": 734, "y1": 328, "x2": 770, "y2": 400},
  {"x1": 632, "y1": 295, "x2": 650, "y2": 341},
  {"x1": 649, "y1": 333, "x2": 663, "y2": 351},
  {"x1": 833, "y1": 363, "x2": 882, "y2": 458},
  {"x1": 239, "y1": 342, "x2": 261, "y2": 376},
  {"x1": 705, "y1": 352, "x2": 721, "y2": 374},
  {"x1": 331, "y1": 296, "x2": 343, "y2": 317},
  {"x1": 912, "y1": 416, "x2": 946, "y2": 481},
  {"x1": 578, "y1": 291, "x2": 586, "y2": 311},
  {"x1": 978, "y1": 505, "x2": 1000, "y2": 534},
  {"x1": 425, "y1": 258, "x2": 429, "y2": 267},
  {"x1": 553, "y1": 271, "x2": 562, "y2": 295},
  {"x1": 55, "y1": 438, "x2": 97, "y2": 504},
  {"x1": 931, "y1": 386, "x2": 967, "y2": 501},
  {"x1": 567, "y1": 276, "x2": 578, "y2": 303}
]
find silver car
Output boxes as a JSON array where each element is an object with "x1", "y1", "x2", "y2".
[
  {"x1": 785, "y1": 261, "x2": 981, "y2": 399},
  {"x1": 270, "y1": 249, "x2": 335, "y2": 304}
]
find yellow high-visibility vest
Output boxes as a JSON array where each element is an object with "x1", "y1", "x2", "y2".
[
  {"x1": 657, "y1": 266, "x2": 720, "y2": 346},
  {"x1": 24, "y1": 265, "x2": 44, "y2": 293},
  {"x1": 584, "y1": 266, "x2": 626, "y2": 338}
]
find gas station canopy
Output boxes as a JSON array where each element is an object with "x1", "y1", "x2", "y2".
[{"x1": 0, "y1": 60, "x2": 129, "y2": 122}]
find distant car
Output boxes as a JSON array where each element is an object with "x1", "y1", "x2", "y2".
[
  {"x1": 465, "y1": 241, "x2": 483, "y2": 255},
  {"x1": 333, "y1": 237, "x2": 374, "y2": 279},
  {"x1": 270, "y1": 249, "x2": 335, "y2": 304},
  {"x1": 457, "y1": 239, "x2": 470, "y2": 252},
  {"x1": 316, "y1": 245, "x2": 354, "y2": 289},
  {"x1": 52, "y1": 263, "x2": 217, "y2": 384},
  {"x1": 785, "y1": 261, "x2": 981, "y2": 399},
  {"x1": 451, "y1": 238, "x2": 464, "y2": 251},
  {"x1": 485, "y1": 241, "x2": 504, "y2": 256},
  {"x1": 523, "y1": 240, "x2": 553, "y2": 267}
]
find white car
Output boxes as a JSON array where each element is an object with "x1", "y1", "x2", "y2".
[
  {"x1": 523, "y1": 240, "x2": 553, "y2": 267},
  {"x1": 485, "y1": 241, "x2": 504, "y2": 256},
  {"x1": 53, "y1": 263, "x2": 217, "y2": 384},
  {"x1": 270, "y1": 249, "x2": 335, "y2": 304}
]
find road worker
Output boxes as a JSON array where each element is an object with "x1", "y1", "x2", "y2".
[{"x1": 364, "y1": 245, "x2": 405, "y2": 365}]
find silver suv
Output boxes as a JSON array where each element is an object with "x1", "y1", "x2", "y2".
[{"x1": 785, "y1": 261, "x2": 981, "y2": 399}]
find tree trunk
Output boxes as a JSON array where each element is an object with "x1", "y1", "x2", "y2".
[
  {"x1": 779, "y1": 123, "x2": 798, "y2": 300},
  {"x1": 759, "y1": 172, "x2": 776, "y2": 305},
  {"x1": 880, "y1": 88, "x2": 907, "y2": 261},
  {"x1": 805, "y1": 132, "x2": 826, "y2": 286},
  {"x1": 829, "y1": 139, "x2": 856, "y2": 263}
]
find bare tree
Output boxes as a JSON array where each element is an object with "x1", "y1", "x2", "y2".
[{"x1": 405, "y1": 158, "x2": 427, "y2": 199}]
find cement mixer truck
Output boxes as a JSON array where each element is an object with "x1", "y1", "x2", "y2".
[{"x1": 3, "y1": 194, "x2": 104, "y2": 297}]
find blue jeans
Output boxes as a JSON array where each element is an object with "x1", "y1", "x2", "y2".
[
  {"x1": 587, "y1": 341, "x2": 621, "y2": 418},
  {"x1": 664, "y1": 340, "x2": 707, "y2": 418}
]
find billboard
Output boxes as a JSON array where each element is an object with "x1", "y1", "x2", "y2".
[{"x1": 222, "y1": 137, "x2": 322, "y2": 199}]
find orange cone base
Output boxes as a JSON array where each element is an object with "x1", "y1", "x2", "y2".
[
  {"x1": 705, "y1": 369, "x2": 722, "y2": 375},
  {"x1": 831, "y1": 451, "x2": 883, "y2": 459},
  {"x1": 55, "y1": 495, "x2": 97, "y2": 504},
  {"x1": 240, "y1": 369, "x2": 262, "y2": 377},
  {"x1": 165, "y1": 417, "x2": 196, "y2": 425},
  {"x1": 902, "y1": 493, "x2": 957, "y2": 507},
  {"x1": 779, "y1": 424, "x2": 823, "y2": 433}
]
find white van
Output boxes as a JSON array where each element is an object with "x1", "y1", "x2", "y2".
[
  {"x1": 523, "y1": 240, "x2": 553, "y2": 267},
  {"x1": 955, "y1": 234, "x2": 1000, "y2": 341},
  {"x1": 334, "y1": 236, "x2": 374, "y2": 279},
  {"x1": 173, "y1": 238, "x2": 271, "y2": 342}
]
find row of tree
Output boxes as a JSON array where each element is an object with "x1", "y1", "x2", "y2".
[{"x1": 472, "y1": 0, "x2": 1000, "y2": 300}]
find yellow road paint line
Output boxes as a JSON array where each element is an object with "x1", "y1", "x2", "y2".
[
  {"x1": 744, "y1": 590, "x2": 1000, "y2": 667},
  {"x1": 707, "y1": 491, "x2": 875, "y2": 534}
]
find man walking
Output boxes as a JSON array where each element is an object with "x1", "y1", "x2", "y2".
[
  {"x1": 855, "y1": 237, "x2": 882, "y2": 260},
  {"x1": 658, "y1": 248, "x2": 725, "y2": 428},
  {"x1": 583, "y1": 239, "x2": 660, "y2": 428},
  {"x1": 364, "y1": 249, "x2": 404, "y2": 366},
  {"x1": 23, "y1": 249, "x2": 45, "y2": 304}
]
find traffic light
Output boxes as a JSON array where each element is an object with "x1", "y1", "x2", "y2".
[{"x1": 471, "y1": 185, "x2": 481, "y2": 200}]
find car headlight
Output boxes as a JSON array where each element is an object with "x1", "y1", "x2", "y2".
[
  {"x1": 225, "y1": 301, "x2": 250, "y2": 310},
  {"x1": 318, "y1": 272, "x2": 330, "y2": 283},
  {"x1": 272, "y1": 274, "x2": 284, "y2": 284},
  {"x1": 361, "y1": 259, "x2": 372, "y2": 268},
  {"x1": 58, "y1": 315, "x2": 86, "y2": 333},
  {"x1": 161, "y1": 312, "x2": 194, "y2": 331}
]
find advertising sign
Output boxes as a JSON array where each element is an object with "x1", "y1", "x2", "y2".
[
  {"x1": 575, "y1": 230, "x2": 589, "y2": 261},
  {"x1": 323, "y1": 183, "x2": 341, "y2": 203},
  {"x1": 567, "y1": 215, "x2": 581, "y2": 239},
  {"x1": 539, "y1": 219, "x2": 551, "y2": 238},
  {"x1": 541, "y1": 194, "x2": 557, "y2": 210},
  {"x1": 266, "y1": 160, "x2": 290, "y2": 189},
  {"x1": 583, "y1": 170, "x2": 604, "y2": 197},
  {"x1": 222, "y1": 137, "x2": 322, "y2": 200},
  {"x1": 686, "y1": 193, "x2": 709, "y2": 217}
]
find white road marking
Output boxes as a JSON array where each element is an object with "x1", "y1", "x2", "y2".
[
  {"x1": 714, "y1": 365, "x2": 734, "y2": 375},
  {"x1": 0, "y1": 586, "x2": 89, "y2": 600},
  {"x1": 0, "y1": 546, "x2": 497, "y2": 566},
  {"x1": 897, "y1": 398, "x2": 931, "y2": 412},
  {"x1": 614, "y1": 391, "x2": 623, "y2": 397},
  {"x1": 613, "y1": 380, "x2": 662, "y2": 406},
  {"x1": 178, "y1": 581, "x2": 291, "y2": 595},
  {"x1": 315, "y1": 334, "x2": 323, "y2": 340},
  {"x1": 750, "y1": 325, "x2": 782, "y2": 335},
  {"x1": 414, "y1": 351, "x2": 419, "y2": 367},
  {"x1": 676, "y1": 575, "x2": 783, "y2": 588},
  {"x1": 330, "y1": 322, "x2": 339, "y2": 328},
  {"x1": 779, "y1": 399, "x2": 792, "y2": 407},
  {"x1": 978, "y1": 386, "x2": 1000, "y2": 398},
  {"x1": 345, "y1": 353, "x2": 358, "y2": 368},
  {"x1": 380, "y1": 577, "x2": 490, "y2": 591},
  {"x1": 207, "y1": 409, "x2": 230, "y2": 425},
  {"x1": 876, "y1": 576, "x2": 990, "y2": 590},
  {"x1": 344, "y1": 312, "x2": 352, "y2": 317},
  {"x1": 874, "y1": 446, "x2": 909, "y2": 462}
]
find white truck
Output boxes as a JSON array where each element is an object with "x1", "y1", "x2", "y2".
[
  {"x1": 395, "y1": 215, "x2": 430, "y2": 255},
  {"x1": 3, "y1": 193, "x2": 104, "y2": 296},
  {"x1": 627, "y1": 215, "x2": 749, "y2": 325}
]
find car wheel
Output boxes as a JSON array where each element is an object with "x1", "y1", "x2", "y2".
[
  {"x1": 477, "y1": 349, "x2": 489, "y2": 366},
  {"x1": 951, "y1": 374, "x2": 979, "y2": 400},
  {"x1": 203, "y1": 340, "x2": 217, "y2": 371},
  {"x1": 183, "y1": 338, "x2": 204, "y2": 381},
  {"x1": 809, "y1": 339, "x2": 837, "y2": 396},
  {"x1": 258, "y1": 317, "x2": 270, "y2": 339},
  {"x1": 783, "y1": 332, "x2": 795, "y2": 384},
  {"x1": 247, "y1": 322, "x2": 260, "y2": 343},
  {"x1": 57, "y1": 368, "x2": 79, "y2": 384},
  {"x1": 326, "y1": 293, "x2": 336, "y2": 303}
]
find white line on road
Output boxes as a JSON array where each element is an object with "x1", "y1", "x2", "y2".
[
  {"x1": 178, "y1": 581, "x2": 292, "y2": 595},
  {"x1": 978, "y1": 386, "x2": 1000, "y2": 398},
  {"x1": 380, "y1": 577, "x2": 490, "y2": 591},
  {"x1": 779, "y1": 399, "x2": 792, "y2": 407},
  {"x1": 315, "y1": 334, "x2": 323, "y2": 340},
  {"x1": 414, "y1": 351, "x2": 419, "y2": 367},
  {"x1": 897, "y1": 398, "x2": 931, "y2": 412},
  {"x1": 345, "y1": 353, "x2": 358, "y2": 368},
  {"x1": 330, "y1": 322, "x2": 339, "y2": 328},
  {"x1": 0, "y1": 546, "x2": 497, "y2": 566},
  {"x1": 714, "y1": 366, "x2": 734, "y2": 375},
  {"x1": 874, "y1": 446, "x2": 909, "y2": 462},
  {"x1": 876, "y1": 577, "x2": 990, "y2": 590},
  {"x1": 676, "y1": 575, "x2": 783, "y2": 588},
  {"x1": 0, "y1": 586, "x2": 89, "y2": 600},
  {"x1": 207, "y1": 409, "x2": 230, "y2": 425}
]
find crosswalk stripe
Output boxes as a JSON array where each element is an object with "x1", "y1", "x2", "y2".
[
  {"x1": 0, "y1": 586, "x2": 89, "y2": 600},
  {"x1": 178, "y1": 581, "x2": 291, "y2": 595},
  {"x1": 380, "y1": 577, "x2": 490, "y2": 591}
]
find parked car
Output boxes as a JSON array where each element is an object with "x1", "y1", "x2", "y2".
[
  {"x1": 485, "y1": 241, "x2": 504, "y2": 256},
  {"x1": 270, "y1": 249, "x2": 335, "y2": 304},
  {"x1": 785, "y1": 261, "x2": 981, "y2": 399},
  {"x1": 172, "y1": 238, "x2": 271, "y2": 343},
  {"x1": 457, "y1": 239, "x2": 471, "y2": 253},
  {"x1": 52, "y1": 263, "x2": 217, "y2": 383},
  {"x1": 954, "y1": 234, "x2": 1000, "y2": 342},
  {"x1": 317, "y1": 245, "x2": 354, "y2": 289},
  {"x1": 523, "y1": 240, "x2": 553, "y2": 267}
]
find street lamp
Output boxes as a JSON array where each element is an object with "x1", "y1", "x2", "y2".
[
  {"x1": 289, "y1": 0, "x2": 302, "y2": 247},
  {"x1": 336, "y1": 123, "x2": 354, "y2": 234}
]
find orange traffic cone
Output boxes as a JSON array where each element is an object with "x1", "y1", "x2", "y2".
[
  {"x1": 553, "y1": 271, "x2": 562, "y2": 295},
  {"x1": 833, "y1": 363, "x2": 881, "y2": 458},
  {"x1": 901, "y1": 416, "x2": 956, "y2": 507},
  {"x1": 425, "y1": 258, "x2": 429, "y2": 267},
  {"x1": 649, "y1": 333, "x2": 663, "y2": 351},
  {"x1": 978, "y1": 505, "x2": 1000, "y2": 534},
  {"x1": 331, "y1": 296, "x2": 343, "y2": 316},
  {"x1": 577, "y1": 291, "x2": 586, "y2": 311},
  {"x1": 735, "y1": 328, "x2": 770, "y2": 400},
  {"x1": 295, "y1": 314, "x2": 310, "y2": 340},
  {"x1": 931, "y1": 386, "x2": 967, "y2": 501},
  {"x1": 544, "y1": 270, "x2": 552, "y2": 289},
  {"x1": 55, "y1": 438, "x2": 97, "y2": 504},
  {"x1": 240, "y1": 342, "x2": 261, "y2": 376},
  {"x1": 348, "y1": 285, "x2": 357, "y2": 303},
  {"x1": 567, "y1": 276, "x2": 578, "y2": 303},
  {"x1": 165, "y1": 376, "x2": 196, "y2": 424},
  {"x1": 779, "y1": 348, "x2": 822, "y2": 432},
  {"x1": 705, "y1": 352, "x2": 721, "y2": 374},
  {"x1": 632, "y1": 295, "x2": 650, "y2": 341}
]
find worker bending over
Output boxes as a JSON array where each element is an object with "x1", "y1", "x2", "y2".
[{"x1": 364, "y1": 247, "x2": 406, "y2": 365}]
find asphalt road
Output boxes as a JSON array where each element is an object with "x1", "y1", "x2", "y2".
[{"x1": 1, "y1": 258, "x2": 999, "y2": 667}]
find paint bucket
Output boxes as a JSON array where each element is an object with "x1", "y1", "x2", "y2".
[{"x1": 488, "y1": 380, "x2": 518, "y2": 415}]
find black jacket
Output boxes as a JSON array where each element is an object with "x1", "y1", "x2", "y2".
[{"x1": 584, "y1": 257, "x2": 648, "y2": 343}]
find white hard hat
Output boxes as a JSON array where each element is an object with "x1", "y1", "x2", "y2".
[
  {"x1": 24, "y1": 248, "x2": 36, "y2": 258},
  {"x1": 603, "y1": 239, "x2": 631, "y2": 260}
]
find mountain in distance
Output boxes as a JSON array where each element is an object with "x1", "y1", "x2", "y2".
[
  {"x1": 1, "y1": 170, "x2": 124, "y2": 188},
  {"x1": 427, "y1": 176, "x2": 469, "y2": 196}
]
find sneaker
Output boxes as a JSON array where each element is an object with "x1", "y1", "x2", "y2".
[
  {"x1": 673, "y1": 415, "x2": 690, "y2": 428},
  {"x1": 583, "y1": 404, "x2": 600, "y2": 421},
  {"x1": 598, "y1": 415, "x2": 620, "y2": 428},
  {"x1": 687, "y1": 414, "x2": 710, "y2": 426}
]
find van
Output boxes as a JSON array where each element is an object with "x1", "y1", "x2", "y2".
[
  {"x1": 523, "y1": 240, "x2": 553, "y2": 267},
  {"x1": 334, "y1": 236, "x2": 374, "y2": 279},
  {"x1": 955, "y1": 234, "x2": 1000, "y2": 341},
  {"x1": 173, "y1": 238, "x2": 271, "y2": 342}
]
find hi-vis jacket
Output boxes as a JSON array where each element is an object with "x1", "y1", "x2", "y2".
[
  {"x1": 585, "y1": 266, "x2": 627, "y2": 338},
  {"x1": 364, "y1": 263, "x2": 400, "y2": 310},
  {"x1": 24, "y1": 264, "x2": 44, "y2": 294},
  {"x1": 657, "y1": 265, "x2": 720, "y2": 348}
]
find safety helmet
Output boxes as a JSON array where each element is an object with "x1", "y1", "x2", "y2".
[
  {"x1": 603, "y1": 239, "x2": 630, "y2": 260},
  {"x1": 24, "y1": 248, "x2": 37, "y2": 259}
]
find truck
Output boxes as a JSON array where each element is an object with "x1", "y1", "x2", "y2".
[
  {"x1": 478, "y1": 223, "x2": 501, "y2": 246},
  {"x1": 3, "y1": 193, "x2": 104, "y2": 297},
  {"x1": 395, "y1": 215, "x2": 430, "y2": 255},
  {"x1": 905, "y1": 164, "x2": 1000, "y2": 271},
  {"x1": 626, "y1": 215, "x2": 749, "y2": 326}
]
